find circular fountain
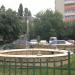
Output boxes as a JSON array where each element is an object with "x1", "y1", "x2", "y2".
[
  {"x1": 0, "y1": 48, "x2": 73, "y2": 66},
  {"x1": 0, "y1": 48, "x2": 71, "y2": 57}
]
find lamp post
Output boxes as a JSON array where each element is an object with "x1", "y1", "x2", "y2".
[
  {"x1": 27, "y1": 19, "x2": 29, "y2": 41},
  {"x1": 26, "y1": 16, "x2": 30, "y2": 48}
]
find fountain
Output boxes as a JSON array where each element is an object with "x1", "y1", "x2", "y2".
[{"x1": 0, "y1": 48, "x2": 73, "y2": 66}]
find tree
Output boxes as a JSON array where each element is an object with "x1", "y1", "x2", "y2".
[
  {"x1": 24, "y1": 8, "x2": 32, "y2": 20},
  {"x1": 0, "y1": 5, "x2": 5, "y2": 12},
  {"x1": 63, "y1": 22, "x2": 75, "y2": 39},
  {"x1": 18, "y1": 3, "x2": 23, "y2": 16},
  {"x1": 0, "y1": 8, "x2": 21, "y2": 43},
  {"x1": 24, "y1": 8, "x2": 29, "y2": 21},
  {"x1": 28, "y1": 10, "x2": 32, "y2": 17},
  {"x1": 33, "y1": 9, "x2": 64, "y2": 40}
]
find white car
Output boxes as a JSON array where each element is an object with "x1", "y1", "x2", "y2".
[
  {"x1": 29, "y1": 39, "x2": 38, "y2": 45},
  {"x1": 49, "y1": 40, "x2": 73, "y2": 46},
  {"x1": 39, "y1": 40, "x2": 48, "y2": 45},
  {"x1": 67, "y1": 40, "x2": 75, "y2": 45}
]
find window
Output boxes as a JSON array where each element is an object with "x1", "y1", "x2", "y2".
[
  {"x1": 51, "y1": 40, "x2": 65, "y2": 44},
  {"x1": 65, "y1": 10, "x2": 75, "y2": 13},
  {"x1": 65, "y1": 15, "x2": 75, "y2": 19}
]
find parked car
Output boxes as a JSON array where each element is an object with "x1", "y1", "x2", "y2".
[
  {"x1": 49, "y1": 40, "x2": 73, "y2": 46},
  {"x1": 29, "y1": 39, "x2": 38, "y2": 45},
  {"x1": 13, "y1": 39, "x2": 29, "y2": 45},
  {"x1": 67, "y1": 40, "x2": 75, "y2": 45},
  {"x1": 49, "y1": 37, "x2": 57, "y2": 44},
  {"x1": 39, "y1": 40, "x2": 48, "y2": 45}
]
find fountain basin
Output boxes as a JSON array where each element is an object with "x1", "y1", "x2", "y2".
[
  {"x1": 0, "y1": 48, "x2": 73, "y2": 67},
  {"x1": 0, "y1": 48, "x2": 72, "y2": 58}
]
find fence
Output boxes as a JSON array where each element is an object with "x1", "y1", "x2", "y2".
[{"x1": 0, "y1": 51, "x2": 75, "y2": 75}]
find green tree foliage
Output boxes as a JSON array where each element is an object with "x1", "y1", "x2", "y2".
[
  {"x1": 33, "y1": 10, "x2": 64, "y2": 40},
  {"x1": 63, "y1": 22, "x2": 75, "y2": 40},
  {"x1": 0, "y1": 6, "x2": 21, "y2": 43},
  {"x1": 24, "y1": 8, "x2": 32, "y2": 21},
  {"x1": 24, "y1": 8, "x2": 29, "y2": 21},
  {"x1": 24, "y1": 8, "x2": 29, "y2": 16},
  {"x1": 18, "y1": 3, "x2": 23, "y2": 16},
  {"x1": 0, "y1": 5, "x2": 5, "y2": 12},
  {"x1": 28, "y1": 10, "x2": 32, "y2": 16}
]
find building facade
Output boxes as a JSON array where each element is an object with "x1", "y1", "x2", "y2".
[{"x1": 55, "y1": 0, "x2": 75, "y2": 22}]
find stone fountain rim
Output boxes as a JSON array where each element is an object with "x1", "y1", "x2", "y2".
[{"x1": 0, "y1": 48, "x2": 73, "y2": 58}]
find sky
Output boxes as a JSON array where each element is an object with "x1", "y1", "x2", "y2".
[{"x1": 0, "y1": 0, "x2": 55, "y2": 16}]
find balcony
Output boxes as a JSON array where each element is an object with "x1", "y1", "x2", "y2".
[
  {"x1": 64, "y1": 0, "x2": 75, "y2": 4},
  {"x1": 64, "y1": 18, "x2": 75, "y2": 22},
  {"x1": 64, "y1": 4, "x2": 75, "y2": 10},
  {"x1": 65, "y1": 12, "x2": 75, "y2": 16}
]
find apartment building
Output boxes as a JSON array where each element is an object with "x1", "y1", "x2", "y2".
[{"x1": 55, "y1": 0, "x2": 75, "y2": 22}]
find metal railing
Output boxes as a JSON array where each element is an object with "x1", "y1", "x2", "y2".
[{"x1": 0, "y1": 51, "x2": 75, "y2": 75}]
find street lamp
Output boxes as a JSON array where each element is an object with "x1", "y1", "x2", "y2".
[
  {"x1": 26, "y1": 16, "x2": 30, "y2": 48},
  {"x1": 27, "y1": 19, "x2": 29, "y2": 41}
]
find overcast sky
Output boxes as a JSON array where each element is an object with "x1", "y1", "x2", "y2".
[{"x1": 0, "y1": 0, "x2": 55, "y2": 16}]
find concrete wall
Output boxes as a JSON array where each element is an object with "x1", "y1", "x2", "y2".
[{"x1": 55, "y1": 0, "x2": 64, "y2": 16}]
